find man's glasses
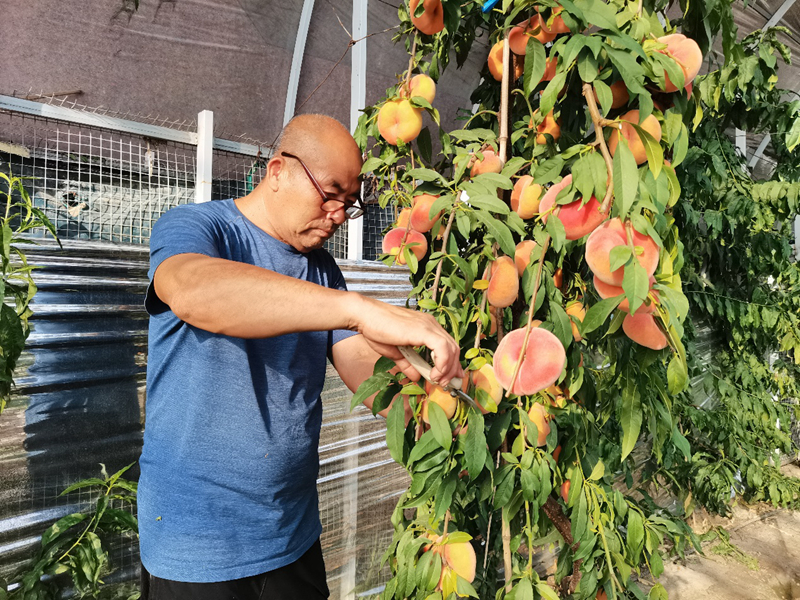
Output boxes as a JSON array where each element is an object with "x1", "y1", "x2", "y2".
[{"x1": 280, "y1": 152, "x2": 365, "y2": 219}]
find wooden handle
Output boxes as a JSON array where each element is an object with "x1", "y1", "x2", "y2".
[{"x1": 398, "y1": 345, "x2": 463, "y2": 391}]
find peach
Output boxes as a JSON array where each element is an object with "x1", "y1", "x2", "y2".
[
  {"x1": 514, "y1": 240, "x2": 537, "y2": 276},
  {"x1": 552, "y1": 444, "x2": 562, "y2": 463},
  {"x1": 541, "y1": 56, "x2": 557, "y2": 82},
  {"x1": 382, "y1": 227, "x2": 428, "y2": 265},
  {"x1": 511, "y1": 176, "x2": 542, "y2": 219},
  {"x1": 622, "y1": 312, "x2": 668, "y2": 350},
  {"x1": 377, "y1": 100, "x2": 423, "y2": 146},
  {"x1": 470, "y1": 148, "x2": 503, "y2": 177},
  {"x1": 531, "y1": 110, "x2": 561, "y2": 145},
  {"x1": 488, "y1": 40, "x2": 524, "y2": 82},
  {"x1": 541, "y1": 6, "x2": 570, "y2": 34},
  {"x1": 442, "y1": 540, "x2": 477, "y2": 583},
  {"x1": 471, "y1": 364, "x2": 502, "y2": 412},
  {"x1": 608, "y1": 109, "x2": 662, "y2": 165},
  {"x1": 553, "y1": 267, "x2": 563, "y2": 290},
  {"x1": 597, "y1": 592, "x2": 608, "y2": 600},
  {"x1": 593, "y1": 275, "x2": 659, "y2": 314},
  {"x1": 584, "y1": 218, "x2": 660, "y2": 286},
  {"x1": 404, "y1": 73, "x2": 436, "y2": 104},
  {"x1": 487, "y1": 256, "x2": 519, "y2": 308},
  {"x1": 527, "y1": 402, "x2": 551, "y2": 446},
  {"x1": 655, "y1": 34, "x2": 702, "y2": 93},
  {"x1": 421, "y1": 381, "x2": 459, "y2": 423},
  {"x1": 561, "y1": 480, "x2": 570, "y2": 502},
  {"x1": 539, "y1": 175, "x2": 608, "y2": 240},
  {"x1": 409, "y1": 194, "x2": 442, "y2": 233},
  {"x1": 508, "y1": 15, "x2": 556, "y2": 55},
  {"x1": 395, "y1": 208, "x2": 411, "y2": 229},
  {"x1": 494, "y1": 327, "x2": 567, "y2": 396},
  {"x1": 410, "y1": 0, "x2": 444, "y2": 35},
  {"x1": 565, "y1": 301, "x2": 585, "y2": 342}
]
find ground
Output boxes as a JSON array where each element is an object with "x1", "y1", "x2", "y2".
[{"x1": 660, "y1": 463, "x2": 800, "y2": 600}]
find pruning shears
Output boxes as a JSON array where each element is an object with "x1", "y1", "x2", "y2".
[{"x1": 397, "y1": 345, "x2": 482, "y2": 412}]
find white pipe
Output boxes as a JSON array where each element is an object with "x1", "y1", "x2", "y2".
[
  {"x1": 348, "y1": 0, "x2": 368, "y2": 262},
  {"x1": 284, "y1": 0, "x2": 317, "y2": 126},
  {"x1": 195, "y1": 110, "x2": 214, "y2": 203}
]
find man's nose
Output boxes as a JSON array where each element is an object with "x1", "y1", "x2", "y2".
[{"x1": 325, "y1": 207, "x2": 347, "y2": 226}]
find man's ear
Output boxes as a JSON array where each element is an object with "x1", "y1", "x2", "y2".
[{"x1": 265, "y1": 156, "x2": 287, "y2": 192}]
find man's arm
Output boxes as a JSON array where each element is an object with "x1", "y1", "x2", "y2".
[
  {"x1": 154, "y1": 253, "x2": 463, "y2": 385},
  {"x1": 331, "y1": 334, "x2": 413, "y2": 422}
]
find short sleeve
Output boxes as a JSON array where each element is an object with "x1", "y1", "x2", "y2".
[{"x1": 145, "y1": 204, "x2": 223, "y2": 315}]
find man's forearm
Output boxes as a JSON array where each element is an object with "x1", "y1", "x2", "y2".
[{"x1": 156, "y1": 254, "x2": 360, "y2": 338}]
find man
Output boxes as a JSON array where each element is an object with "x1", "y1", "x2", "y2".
[{"x1": 138, "y1": 114, "x2": 462, "y2": 599}]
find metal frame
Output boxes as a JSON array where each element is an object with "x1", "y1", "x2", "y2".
[
  {"x1": 283, "y1": 0, "x2": 317, "y2": 126},
  {"x1": 764, "y1": 0, "x2": 797, "y2": 29},
  {"x1": 195, "y1": 110, "x2": 214, "y2": 203}
]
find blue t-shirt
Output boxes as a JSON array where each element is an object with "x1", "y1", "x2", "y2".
[{"x1": 139, "y1": 199, "x2": 355, "y2": 582}]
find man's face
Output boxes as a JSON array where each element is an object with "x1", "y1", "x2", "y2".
[{"x1": 274, "y1": 148, "x2": 363, "y2": 253}]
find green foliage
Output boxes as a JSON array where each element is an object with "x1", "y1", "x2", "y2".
[
  {"x1": 0, "y1": 170, "x2": 58, "y2": 414},
  {"x1": 356, "y1": 0, "x2": 800, "y2": 597},
  {"x1": 2, "y1": 464, "x2": 140, "y2": 600}
]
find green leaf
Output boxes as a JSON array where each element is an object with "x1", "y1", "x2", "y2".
[
  {"x1": 671, "y1": 426, "x2": 691, "y2": 461},
  {"x1": 468, "y1": 194, "x2": 510, "y2": 214},
  {"x1": 582, "y1": 297, "x2": 622, "y2": 334},
  {"x1": 59, "y1": 478, "x2": 106, "y2": 496},
  {"x1": 667, "y1": 354, "x2": 688, "y2": 394},
  {"x1": 577, "y1": 49, "x2": 598, "y2": 83},
  {"x1": 626, "y1": 510, "x2": 645, "y2": 562},
  {"x1": 533, "y1": 156, "x2": 565, "y2": 184},
  {"x1": 386, "y1": 396, "x2": 408, "y2": 465},
  {"x1": 41, "y1": 513, "x2": 89, "y2": 547},
  {"x1": 631, "y1": 123, "x2": 664, "y2": 179},
  {"x1": 465, "y1": 409, "x2": 487, "y2": 480},
  {"x1": 609, "y1": 245, "x2": 632, "y2": 272},
  {"x1": 588, "y1": 459, "x2": 605, "y2": 481},
  {"x1": 350, "y1": 372, "x2": 393, "y2": 411},
  {"x1": 506, "y1": 578, "x2": 534, "y2": 600},
  {"x1": 546, "y1": 214, "x2": 566, "y2": 252},
  {"x1": 649, "y1": 583, "x2": 668, "y2": 600},
  {"x1": 612, "y1": 137, "x2": 639, "y2": 219},
  {"x1": 537, "y1": 582, "x2": 561, "y2": 600},
  {"x1": 473, "y1": 211, "x2": 515, "y2": 256},
  {"x1": 361, "y1": 156, "x2": 383, "y2": 174},
  {"x1": 523, "y1": 38, "x2": 547, "y2": 97},
  {"x1": 417, "y1": 128, "x2": 433, "y2": 164},
  {"x1": 407, "y1": 168, "x2": 446, "y2": 184},
  {"x1": 593, "y1": 80, "x2": 613, "y2": 116},
  {"x1": 540, "y1": 72, "x2": 567, "y2": 117},
  {"x1": 620, "y1": 374, "x2": 642, "y2": 461},
  {"x1": 427, "y1": 401, "x2": 452, "y2": 450},
  {"x1": 622, "y1": 261, "x2": 649, "y2": 316}
]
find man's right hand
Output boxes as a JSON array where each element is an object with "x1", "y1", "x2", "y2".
[{"x1": 347, "y1": 295, "x2": 464, "y2": 388}]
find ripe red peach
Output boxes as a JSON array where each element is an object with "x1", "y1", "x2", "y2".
[
  {"x1": 585, "y1": 218, "x2": 660, "y2": 286},
  {"x1": 527, "y1": 402, "x2": 551, "y2": 446},
  {"x1": 421, "y1": 381, "x2": 459, "y2": 423},
  {"x1": 409, "y1": 0, "x2": 444, "y2": 35},
  {"x1": 514, "y1": 240, "x2": 537, "y2": 276},
  {"x1": 409, "y1": 194, "x2": 442, "y2": 233},
  {"x1": 622, "y1": 312, "x2": 668, "y2": 350},
  {"x1": 655, "y1": 33, "x2": 703, "y2": 93},
  {"x1": 487, "y1": 256, "x2": 519, "y2": 308},
  {"x1": 494, "y1": 328, "x2": 567, "y2": 396},
  {"x1": 531, "y1": 110, "x2": 561, "y2": 145},
  {"x1": 382, "y1": 228, "x2": 428, "y2": 265},
  {"x1": 561, "y1": 480, "x2": 571, "y2": 502},
  {"x1": 607, "y1": 109, "x2": 662, "y2": 165},
  {"x1": 539, "y1": 175, "x2": 608, "y2": 240},
  {"x1": 508, "y1": 15, "x2": 556, "y2": 55},
  {"x1": 488, "y1": 40, "x2": 525, "y2": 81},
  {"x1": 469, "y1": 148, "x2": 503, "y2": 177},
  {"x1": 404, "y1": 73, "x2": 436, "y2": 104},
  {"x1": 471, "y1": 364, "x2": 502, "y2": 413},
  {"x1": 565, "y1": 301, "x2": 586, "y2": 342},
  {"x1": 540, "y1": 5, "x2": 570, "y2": 34},
  {"x1": 511, "y1": 176, "x2": 542, "y2": 219},
  {"x1": 377, "y1": 100, "x2": 423, "y2": 146}
]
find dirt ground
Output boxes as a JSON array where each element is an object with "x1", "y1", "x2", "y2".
[{"x1": 660, "y1": 463, "x2": 800, "y2": 600}]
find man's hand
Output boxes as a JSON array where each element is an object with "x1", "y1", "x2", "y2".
[{"x1": 347, "y1": 295, "x2": 463, "y2": 387}]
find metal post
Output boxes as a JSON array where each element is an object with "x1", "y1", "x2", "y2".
[
  {"x1": 284, "y1": 0, "x2": 317, "y2": 126},
  {"x1": 348, "y1": 0, "x2": 368, "y2": 262},
  {"x1": 195, "y1": 110, "x2": 214, "y2": 203},
  {"x1": 748, "y1": 133, "x2": 771, "y2": 170}
]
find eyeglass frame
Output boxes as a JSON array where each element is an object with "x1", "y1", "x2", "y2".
[{"x1": 279, "y1": 151, "x2": 365, "y2": 219}]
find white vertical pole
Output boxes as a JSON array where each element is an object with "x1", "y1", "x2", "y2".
[
  {"x1": 795, "y1": 215, "x2": 800, "y2": 261},
  {"x1": 748, "y1": 133, "x2": 771, "y2": 170},
  {"x1": 348, "y1": 0, "x2": 367, "y2": 262},
  {"x1": 284, "y1": 0, "x2": 317, "y2": 126},
  {"x1": 735, "y1": 128, "x2": 747, "y2": 160},
  {"x1": 340, "y1": 9, "x2": 367, "y2": 600},
  {"x1": 195, "y1": 110, "x2": 214, "y2": 203}
]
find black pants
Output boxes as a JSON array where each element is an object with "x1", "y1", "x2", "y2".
[{"x1": 140, "y1": 539, "x2": 330, "y2": 600}]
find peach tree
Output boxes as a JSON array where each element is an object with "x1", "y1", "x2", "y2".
[{"x1": 352, "y1": 1, "x2": 799, "y2": 598}]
